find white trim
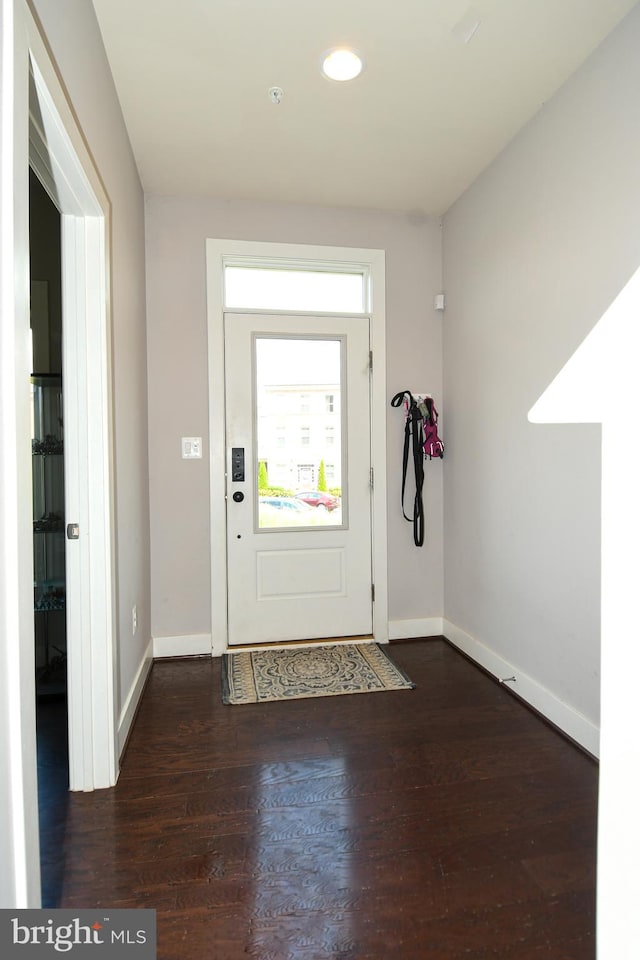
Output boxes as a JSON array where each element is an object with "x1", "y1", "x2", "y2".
[
  {"x1": 1, "y1": 0, "x2": 41, "y2": 907},
  {"x1": 223, "y1": 307, "x2": 370, "y2": 320},
  {"x1": 443, "y1": 619, "x2": 600, "y2": 757},
  {"x1": 153, "y1": 634, "x2": 213, "y2": 659},
  {"x1": 28, "y1": 59, "x2": 103, "y2": 216},
  {"x1": 26, "y1": 9, "x2": 117, "y2": 793},
  {"x1": 223, "y1": 254, "x2": 373, "y2": 274},
  {"x1": 118, "y1": 639, "x2": 153, "y2": 756},
  {"x1": 389, "y1": 617, "x2": 444, "y2": 640},
  {"x1": 206, "y1": 239, "x2": 388, "y2": 655}
]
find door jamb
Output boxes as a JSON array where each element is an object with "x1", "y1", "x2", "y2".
[{"x1": 206, "y1": 238, "x2": 388, "y2": 655}]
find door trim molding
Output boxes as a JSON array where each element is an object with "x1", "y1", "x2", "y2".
[
  {"x1": 206, "y1": 238, "x2": 388, "y2": 655},
  {"x1": 1, "y1": 0, "x2": 40, "y2": 906},
  {"x1": 27, "y1": 0, "x2": 118, "y2": 795}
]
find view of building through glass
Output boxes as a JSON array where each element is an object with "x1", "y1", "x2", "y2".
[{"x1": 255, "y1": 337, "x2": 343, "y2": 528}]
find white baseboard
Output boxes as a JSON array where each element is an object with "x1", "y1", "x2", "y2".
[
  {"x1": 118, "y1": 639, "x2": 153, "y2": 757},
  {"x1": 152, "y1": 633, "x2": 212, "y2": 658},
  {"x1": 443, "y1": 619, "x2": 600, "y2": 758},
  {"x1": 389, "y1": 617, "x2": 444, "y2": 640}
]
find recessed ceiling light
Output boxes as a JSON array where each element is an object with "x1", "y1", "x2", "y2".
[{"x1": 322, "y1": 48, "x2": 363, "y2": 82}]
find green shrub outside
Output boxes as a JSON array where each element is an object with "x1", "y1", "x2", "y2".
[
  {"x1": 259, "y1": 486, "x2": 295, "y2": 498},
  {"x1": 257, "y1": 458, "x2": 340, "y2": 499},
  {"x1": 317, "y1": 460, "x2": 327, "y2": 492}
]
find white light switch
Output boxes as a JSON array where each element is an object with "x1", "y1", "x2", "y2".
[{"x1": 181, "y1": 436, "x2": 202, "y2": 459}]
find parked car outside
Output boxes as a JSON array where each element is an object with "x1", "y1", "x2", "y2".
[
  {"x1": 259, "y1": 496, "x2": 314, "y2": 512},
  {"x1": 294, "y1": 491, "x2": 339, "y2": 511},
  {"x1": 258, "y1": 495, "x2": 317, "y2": 528}
]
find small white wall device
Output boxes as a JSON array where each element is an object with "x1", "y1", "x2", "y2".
[{"x1": 181, "y1": 437, "x2": 202, "y2": 459}]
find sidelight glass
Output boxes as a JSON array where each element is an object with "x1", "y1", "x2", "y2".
[{"x1": 255, "y1": 337, "x2": 344, "y2": 529}]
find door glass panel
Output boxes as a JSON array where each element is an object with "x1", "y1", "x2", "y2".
[
  {"x1": 225, "y1": 266, "x2": 365, "y2": 313},
  {"x1": 255, "y1": 337, "x2": 343, "y2": 529}
]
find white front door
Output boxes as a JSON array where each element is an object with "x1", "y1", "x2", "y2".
[{"x1": 225, "y1": 313, "x2": 372, "y2": 645}]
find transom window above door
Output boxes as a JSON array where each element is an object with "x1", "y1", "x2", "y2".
[{"x1": 223, "y1": 264, "x2": 367, "y2": 313}]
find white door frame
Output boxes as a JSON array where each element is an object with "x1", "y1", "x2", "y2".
[
  {"x1": 0, "y1": 0, "x2": 117, "y2": 907},
  {"x1": 206, "y1": 238, "x2": 388, "y2": 656},
  {"x1": 27, "y1": 3, "x2": 117, "y2": 793}
]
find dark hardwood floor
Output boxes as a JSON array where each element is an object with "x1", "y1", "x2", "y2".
[
  {"x1": 52, "y1": 639, "x2": 597, "y2": 958},
  {"x1": 37, "y1": 695, "x2": 69, "y2": 908}
]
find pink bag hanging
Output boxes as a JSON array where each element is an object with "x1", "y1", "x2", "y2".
[{"x1": 422, "y1": 398, "x2": 444, "y2": 459}]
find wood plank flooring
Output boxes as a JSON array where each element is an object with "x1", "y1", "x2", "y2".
[
  {"x1": 37, "y1": 696, "x2": 69, "y2": 908},
  {"x1": 52, "y1": 639, "x2": 598, "y2": 959}
]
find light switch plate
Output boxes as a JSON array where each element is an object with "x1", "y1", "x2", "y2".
[{"x1": 181, "y1": 436, "x2": 202, "y2": 459}]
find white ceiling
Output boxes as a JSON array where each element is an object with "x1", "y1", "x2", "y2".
[{"x1": 91, "y1": 0, "x2": 637, "y2": 216}]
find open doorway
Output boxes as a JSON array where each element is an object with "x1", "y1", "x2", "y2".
[
  {"x1": 29, "y1": 167, "x2": 69, "y2": 906},
  {"x1": 28, "y1": 33, "x2": 118, "y2": 801}
]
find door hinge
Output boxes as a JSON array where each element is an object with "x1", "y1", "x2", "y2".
[
  {"x1": 371, "y1": 583, "x2": 375, "y2": 602},
  {"x1": 369, "y1": 350, "x2": 373, "y2": 372},
  {"x1": 369, "y1": 467, "x2": 374, "y2": 489}
]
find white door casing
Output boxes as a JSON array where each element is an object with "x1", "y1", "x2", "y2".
[
  {"x1": 1, "y1": 0, "x2": 39, "y2": 907},
  {"x1": 206, "y1": 239, "x2": 388, "y2": 655},
  {"x1": 225, "y1": 313, "x2": 372, "y2": 645},
  {"x1": 0, "y1": 0, "x2": 117, "y2": 908},
  {"x1": 28, "y1": 19, "x2": 117, "y2": 794}
]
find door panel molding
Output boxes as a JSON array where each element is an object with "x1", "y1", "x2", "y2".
[
  {"x1": 206, "y1": 239, "x2": 388, "y2": 655},
  {"x1": 256, "y1": 548, "x2": 346, "y2": 599}
]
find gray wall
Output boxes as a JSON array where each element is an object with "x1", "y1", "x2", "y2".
[
  {"x1": 145, "y1": 197, "x2": 444, "y2": 646},
  {"x1": 442, "y1": 5, "x2": 640, "y2": 729},
  {"x1": 31, "y1": 0, "x2": 151, "y2": 719}
]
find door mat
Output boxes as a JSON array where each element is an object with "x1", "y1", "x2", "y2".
[{"x1": 221, "y1": 642, "x2": 415, "y2": 704}]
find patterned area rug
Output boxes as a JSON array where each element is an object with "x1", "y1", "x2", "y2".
[{"x1": 221, "y1": 642, "x2": 415, "y2": 704}]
